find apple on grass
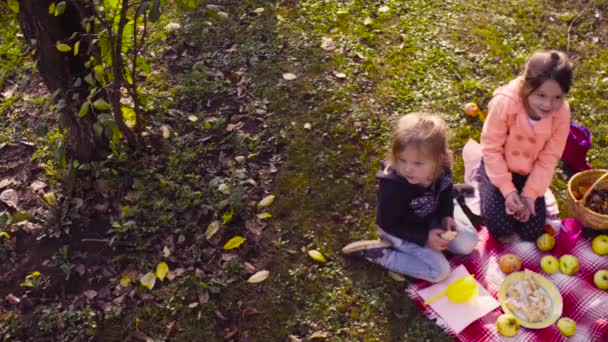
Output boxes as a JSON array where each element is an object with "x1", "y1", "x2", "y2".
[
  {"x1": 496, "y1": 313, "x2": 520, "y2": 337},
  {"x1": 540, "y1": 255, "x2": 559, "y2": 274},
  {"x1": 559, "y1": 255, "x2": 579, "y2": 276},
  {"x1": 464, "y1": 102, "x2": 480, "y2": 117},
  {"x1": 591, "y1": 234, "x2": 608, "y2": 256},
  {"x1": 499, "y1": 253, "x2": 522, "y2": 274},
  {"x1": 556, "y1": 317, "x2": 576, "y2": 337},
  {"x1": 594, "y1": 270, "x2": 608, "y2": 290}
]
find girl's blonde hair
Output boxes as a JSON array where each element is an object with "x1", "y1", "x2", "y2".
[{"x1": 385, "y1": 112, "x2": 453, "y2": 181}]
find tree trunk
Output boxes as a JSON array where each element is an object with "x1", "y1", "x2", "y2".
[{"x1": 17, "y1": 0, "x2": 108, "y2": 162}]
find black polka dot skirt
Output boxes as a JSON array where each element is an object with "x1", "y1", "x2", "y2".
[{"x1": 479, "y1": 160, "x2": 546, "y2": 241}]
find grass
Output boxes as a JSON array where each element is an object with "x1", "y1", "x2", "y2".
[{"x1": 1, "y1": 0, "x2": 608, "y2": 340}]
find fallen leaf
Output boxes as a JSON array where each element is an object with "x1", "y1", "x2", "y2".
[
  {"x1": 247, "y1": 270, "x2": 269, "y2": 283},
  {"x1": 241, "y1": 307, "x2": 258, "y2": 319},
  {"x1": 244, "y1": 262, "x2": 256, "y2": 273},
  {"x1": 282, "y1": 73, "x2": 297, "y2": 80},
  {"x1": 162, "y1": 246, "x2": 171, "y2": 258},
  {"x1": 160, "y1": 125, "x2": 171, "y2": 139},
  {"x1": 310, "y1": 331, "x2": 329, "y2": 339},
  {"x1": 257, "y1": 195, "x2": 275, "y2": 209},
  {"x1": 83, "y1": 290, "x2": 97, "y2": 300},
  {"x1": 166, "y1": 270, "x2": 176, "y2": 281},
  {"x1": 188, "y1": 115, "x2": 199, "y2": 122},
  {"x1": 256, "y1": 212, "x2": 272, "y2": 220},
  {"x1": 288, "y1": 335, "x2": 303, "y2": 342},
  {"x1": 333, "y1": 72, "x2": 346, "y2": 78},
  {"x1": 308, "y1": 250, "x2": 327, "y2": 263},
  {"x1": 378, "y1": 5, "x2": 390, "y2": 13},
  {"x1": 388, "y1": 271, "x2": 406, "y2": 282},
  {"x1": 363, "y1": 17, "x2": 373, "y2": 25},
  {"x1": 0, "y1": 189, "x2": 18, "y2": 208},
  {"x1": 188, "y1": 302, "x2": 199, "y2": 308},
  {"x1": 254, "y1": 7, "x2": 264, "y2": 14},
  {"x1": 304, "y1": 123, "x2": 312, "y2": 129},
  {"x1": 223, "y1": 236, "x2": 246, "y2": 250},
  {"x1": 205, "y1": 220, "x2": 221, "y2": 240},
  {"x1": 156, "y1": 262, "x2": 169, "y2": 281},
  {"x1": 119, "y1": 275, "x2": 131, "y2": 288},
  {"x1": 30, "y1": 180, "x2": 47, "y2": 192},
  {"x1": 140, "y1": 272, "x2": 156, "y2": 290},
  {"x1": 43, "y1": 192, "x2": 57, "y2": 206},
  {"x1": 320, "y1": 37, "x2": 336, "y2": 51},
  {"x1": 6, "y1": 293, "x2": 20, "y2": 305}
]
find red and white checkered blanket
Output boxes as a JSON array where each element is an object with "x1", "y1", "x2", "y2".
[{"x1": 407, "y1": 227, "x2": 608, "y2": 342}]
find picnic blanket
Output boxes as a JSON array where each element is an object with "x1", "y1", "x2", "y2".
[{"x1": 406, "y1": 227, "x2": 608, "y2": 341}]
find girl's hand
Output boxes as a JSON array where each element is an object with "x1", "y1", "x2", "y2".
[
  {"x1": 505, "y1": 191, "x2": 525, "y2": 215},
  {"x1": 513, "y1": 205, "x2": 531, "y2": 222},
  {"x1": 427, "y1": 228, "x2": 450, "y2": 251},
  {"x1": 521, "y1": 196, "x2": 536, "y2": 216}
]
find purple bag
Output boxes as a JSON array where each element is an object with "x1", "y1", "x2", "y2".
[{"x1": 561, "y1": 121, "x2": 592, "y2": 173}]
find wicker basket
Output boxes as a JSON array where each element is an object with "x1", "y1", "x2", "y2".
[{"x1": 566, "y1": 169, "x2": 608, "y2": 231}]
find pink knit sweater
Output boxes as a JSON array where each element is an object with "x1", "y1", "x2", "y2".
[{"x1": 481, "y1": 77, "x2": 571, "y2": 199}]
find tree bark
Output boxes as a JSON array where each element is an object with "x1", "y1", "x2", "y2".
[{"x1": 17, "y1": 0, "x2": 108, "y2": 162}]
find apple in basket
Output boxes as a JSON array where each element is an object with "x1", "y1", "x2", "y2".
[
  {"x1": 499, "y1": 253, "x2": 522, "y2": 274},
  {"x1": 540, "y1": 255, "x2": 559, "y2": 274},
  {"x1": 536, "y1": 233, "x2": 555, "y2": 252},
  {"x1": 556, "y1": 317, "x2": 577, "y2": 337},
  {"x1": 559, "y1": 255, "x2": 579, "y2": 276},
  {"x1": 594, "y1": 270, "x2": 608, "y2": 290},
  {"x1": 591, "y1": 234, "x2": 608, "y2": 256},
  {"x1": 496, "y1": 313, "x2": 520, "y2": 337}
]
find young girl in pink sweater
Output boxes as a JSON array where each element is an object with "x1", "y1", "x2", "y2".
[{"x1": 480, "y1": 50, "x2": 573, "y2": 241}]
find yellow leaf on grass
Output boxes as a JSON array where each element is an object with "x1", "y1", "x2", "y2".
[
  {"x1": 156, "y1": 262, "x2": 169, "y2": 281},
  {"x1": 308, "y1": 250, "x2": 327, "y2": 263},
  {"x1": 256, "y1": 212, "x2": 272, "y2": 220},
  {"x1": 119, "y1": 275, "x2": 131, "y2": 287},
  {"x1": 43, "y1": 192, "x2": 57, "y2": 206},
  {"x1": 223, "y1": 236, "x2": 245, "y2": 250},
  {"x1": 247, "y1": 270, "x2": 269, "y2": 283},
  {"x1": 257, "y1": 195, "x2": 275, "y2": 209},
  {"x1": 0, "y1": 232, "x2": 10, "y2": 239},
  {"x1": 205, "y1": 220, "x2": 221, "y2": 240},
  {"x1": 140, "y1": 272, "x2": 156, "y2": 290}
]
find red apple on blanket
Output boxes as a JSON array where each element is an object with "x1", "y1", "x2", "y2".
[
  {"x1": 593, "y1": 270, "x2": 608, "y2": 290},
  {"x1": 540, "y1": 255, "x2": 559, "y2": 274},
  {"x1": 536, "y1": 233, "x2": 556, "y2": 252},
  {"x1": 496, "y1": 313, "x2": 520, "y2": 337},
  {"x1": 499, "y1": 253, "x2": 522, "y2": 274},
  {"x1": 591, "y1": 234, "x2": 608, "y2": 256},
  {"x1": 559, "y1": 255, "x2": 579, "y2": 276}
]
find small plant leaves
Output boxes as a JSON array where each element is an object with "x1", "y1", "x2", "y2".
[
  {"x1": 78, "y1": 101, "x2": 90, "y2": 117},
  {"x1": 247, "y1": 270, "x2": 269, "y2": 283},
  {"x1": 8, "y1": 0, "x2": 19, "y2": 13},
  {"x1": 282, "y1": 73, "x2": 297, "y2": 80},
  {"x1": 43, "y1": 192, "x2": 57, "y2": 206},
  {"x1": 54, "y1": 1, "x2": 66, "y2": 15},
  {"x1": 256, "y1": 212, "x2": 272, "y2": 220},
  {"x1": 119, "y1": 275, "x2": 131, "y2": 287},
  {"x1": 74, "y1": 41, "x2": 80, "y2": 56},
  {"x1": 0, "y1": 232, "x2": 10, "y2": 239},
  {"x1": 205, "y1": 220, "x2": 220, "y2": 240},
  {"x1": 56, "y1": 42, "x2": 72, "y2": 52},
  {"x1": 140, "y1": 272, "x2": 156, "y2": 290},
  {"x1": 257, "y1": 195, "x2": 275, "y2": 209},
  {"x1": 93, "y1": 98, "x2": 112, "y2": 111},
  {"x1": 223, "y1": 236, "x2": 245, "y2": 250},
  {"x1": 308, "y1": 250, "x2": 327, "y2": 263},
  {"x1": 156, "y1": 262, "x2": 169, "y2": 281},
  {"x1": 49, "y1": 2, "x2": 56, "y2": 14}
]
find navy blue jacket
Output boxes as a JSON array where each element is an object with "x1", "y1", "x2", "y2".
[{"x1": 375, "y1": 163, "x2": 454, "y2": 246}]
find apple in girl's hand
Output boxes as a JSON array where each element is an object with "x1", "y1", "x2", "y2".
[
  {"x1": 556, "y1": 317, "x2": 576, "y2": 337},
  {"x1": 536, "y1": 233, "x2": 555, "y2": 252},
  {"x1": 540, "y1": 255, "x2": 559, "y2": 274},
  {"x1": 593, "y1": 270, "x2": 608, "y2": 290},
  {"x1": 591, "y1": 234, "x2": 608, "y2": 256},
  {"x1": 496, "y1": 313, "x2": 520, "y2": 337},
  {"x1": 464, "y1": 102, "x2": 480, "y2": 117},
  {"x1": 499, "y1": 253, "x2": 522, "y2": 274},
  {"x1": 559, "y1": 255, "x2": 579, "y2": 275}
]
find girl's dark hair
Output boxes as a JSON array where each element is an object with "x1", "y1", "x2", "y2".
[{"x1": 520, "y1": 50, "x2": 573, "y2": 98}]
